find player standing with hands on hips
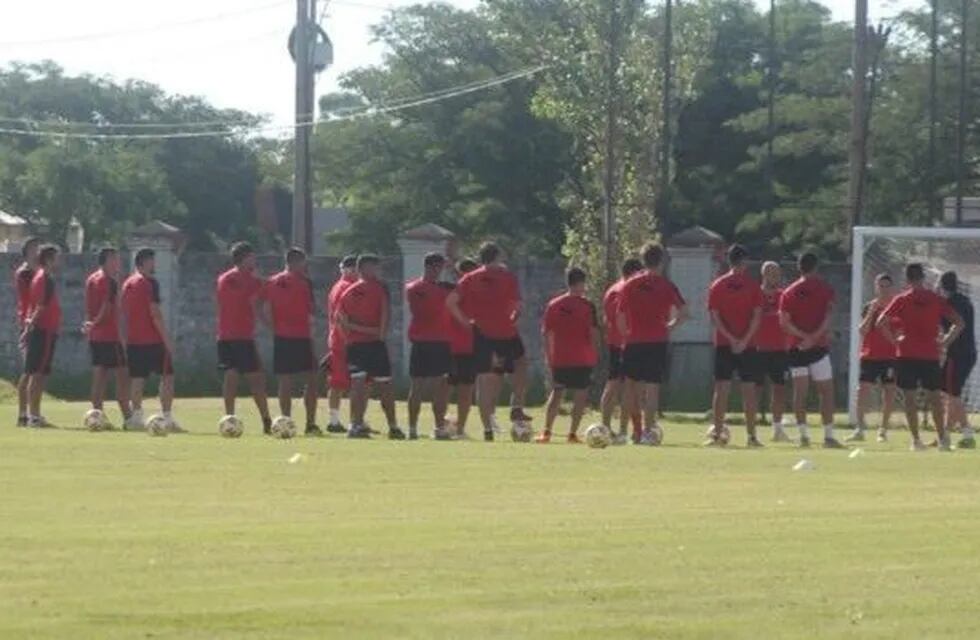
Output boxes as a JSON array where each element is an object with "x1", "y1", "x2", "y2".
[{"x1": 937, "y1": 271, "x2": 977, "y2": 449}]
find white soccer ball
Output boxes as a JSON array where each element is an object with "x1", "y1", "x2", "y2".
[
  {"x1": 146, "y1": 413, "x2": 169, "y2": 437},
  {"x1": 510, "y1": 420, "x2": 533, "y2": 443},
  {"x1": 705, "y1": 424, "x2": 731, "y2": 446},
  {"x1": 646, "y1": 424, "x2": 664, "y2": 446},
  {"x1": 218, "y1": 415, "x2": 244, "y2": 439},
  {"x1": 83, "y1": 409, "x2": 107, "y2": 432},
  {"x1": 585, "y1": 424, "x2": 612, "y2": 449},
  {"x1": 271, "y1": 415, "x2": 297, "y2": 440}
]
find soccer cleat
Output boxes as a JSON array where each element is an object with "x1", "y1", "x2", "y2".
[
  {"x1": 347, "y1": 425, "x2": 371, "y2": 439},
  {"x1": 746, "y1": 437, "x2": 764, "y2": 449},
  {"x1": 702, "y1": 432, "x2": 723, "y2": 447},
  {"x1": 927, "y1": 439, "x2": 940, "y2": 448},
  {"x1": 510, "y1": 407, "x2": 533, "y2": 423},
  {"x1": 388, "y1": 427, "x2": 407, "y2": 440},
  {"x1": 166, "y1": 418, "x2": 186, "y2": 434},
  {"x1": 771, "y1": 429, "x2": 792, "y2": 443},
  {"x1": 408, "y1": 428, "x2": 419, "y2": 441},
  {"x1": 938, "y1": 437, "x2": 953, "y2": 452},
  {"x1": 483, "y1": 429, "x2": 494, "y2": 442},
  {"x1": 639, "y1": 427, "x2": 659, "y2": 446},
  {"x1": 325, "y1": 421, "x2": 346, "y2": 434},
  {"x1": 611, "y1": 433, "x2": 628, "y2": 446},
  {"x1": 432, "y1": 427, "x2": 453, "y2": 441},
  {"x1": 262, "y1": 417, "x2": 273, "y2": 435},
  {"x1": 125, "y1": 410, "x2": 145, "y2": 431},
  {"x1": 26, "y1": 416, "x2": 43, "y2": 429},
  {"x1": 845, "y1": 429, "x2": 866, "y2": 443},
  {"x1": 876, "y1": 429, "x2": 888, "y2": 443},
  {"x1": 535, "y1": 431, "x2": 552, "y2": 444},
  {"x1": 567, "y1": 433, "x2": 582, "y2": 444},
  {"x1": 304, "y1": 424, "x2": 324, "y2": 438},
  {"x1": 799, "y1": 435, "x2": 811, "y2": 449},
  {"x1": 957, "y1": 437, "x2": 976, "y2": 449},
  {"x1": 910, "y1": 439, "x2": 927, "y2": 452},
  {"x1": 16, "y1": 415, "x2": 27, "y2": 428},
  {"x1": 823, "y1": 437, "x2": 846, "y2": 449}
]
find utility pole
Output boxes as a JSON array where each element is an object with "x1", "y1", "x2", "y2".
[
  {"x1": 845, "y1": 0, "x2": 868, "y2": 249},
  {"x1": 292, "y1": 0, "x2": 314, "y2": 253},
  {"x1": 928, "y1": 0, "x2": 939, "y2": 222},
  {"x1": 956, "y1": 0, "x2": 969, "y2": 225},
  {"x1": 765, "y1": 0, "x2": 776, "y2": 230},
  {"x1": 602, "y1": 0, "x2": 621, "y2": 283},
  {"x1": 658, "y1": 0, "x2": 673, "y2": 235}
]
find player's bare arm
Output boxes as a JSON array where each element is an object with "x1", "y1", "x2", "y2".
[
  {"x1": 940, "y1": 310, "x2": 965, "y2": 350},
  {"x1": 338, "y1": 311, "x2": 379, "y2": 337},
  {"x1": 150, "y1": 304, "x2": 173, "y2": 353},
  {"x1": 667, "y1": 303, "x2": 689, "y2": 331},
  {"x1": 779, "y1": 310, "x2": 807, "y2": 341},
  {"x1": 810, "y1": 300, "x2": 835, "y2": 347},
  {"x1": 858, "y1": 300, "x2": 879, "y2": 336},
  {"x1": 874, "y1": 309, "x2": 898, "y2": 345},
  {"x1": 742, "y1": 307, "x2": 763, "y2": 349},
  {"x1": 616, "y1": 310, "x2": 629, "y2": 340},
  {"x1": 446, "y1": 290, "x2": 471, "y2": 327},
  {"x1": 84, "y1": 297, "x2": 109, "y2": 335},
  {"x1": 709, "y1": 309, "x2": 738, "y2": 347}
]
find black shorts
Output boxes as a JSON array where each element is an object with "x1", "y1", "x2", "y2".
[
  {"x1": 757, "y1": 350, "x2": 788, "y2": 385},
  {"x1": 347, "y1": 341, "x2": 392, "y2": 380},
  {"x1": 89, "y1": 341, "x2": 125, "y2": 369},
  {"x1": 24, "y1": 328, "x2": 57, "y2": 375},
  {"x1": 896, "y1": 358, "x2": 942, "y2": 392},
  {"x1": 410, "y1": 341, "x2": 452, "y2": 378},
  {"x1": 622, "y1": 342, "x2": 668, "y2": 384},
  {"x1": 860, "y1": 359, "x2": 895, "y2": 385},
  {"x1": 943, "y1": 352, "x2": 977, "y2": 397},
  {"x1": 608, "y1": 346, "x2": 625, "y2": 380},
  {"x1": 714, "y1": 346, "x2": 760, "y2": 383},
  {"x1": 127, "y1": 343, "x2": 173, "y2": 378},
  {"x1": 788, "y1": 347, "x2": 829, "y2": 369},
  {"x1": 273, "y1": 337, "x2": 315, "y2": 375},
  {"x1": 552, "y1": 366, "x2": 593, "y2": 390},
  {"x1": 218, "y1": 340, "x2": 261, "y2": 374},
  {"x1": 449, "y1": 353, "x2": 477, "y2": 386},
  {"x1": 474, "y1": 330, "x2": 525, "y2": 375}
]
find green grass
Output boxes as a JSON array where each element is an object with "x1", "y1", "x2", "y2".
[{"x1": 1, "y1": 397, "x2": 979, "y2": 639}]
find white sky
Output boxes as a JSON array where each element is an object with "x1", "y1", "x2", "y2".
[{"x1": 0, "y1": 0, "x2": 924, "y2": 125}]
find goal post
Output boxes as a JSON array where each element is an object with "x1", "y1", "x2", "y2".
[{"x1": 849, "y1": 226, "x2": 980, "y2": 424}]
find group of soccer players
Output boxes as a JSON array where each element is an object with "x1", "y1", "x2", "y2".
[{"x1": 11, "y1": 235, "x2": 977, "y2": 450}]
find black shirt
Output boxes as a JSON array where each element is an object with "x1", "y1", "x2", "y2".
[{"x1": 944, "y1": 292, "x2": 976, "y2": 357}]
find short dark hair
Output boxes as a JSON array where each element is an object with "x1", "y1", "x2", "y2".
[
  {"x1": 641, "y1": 242, "x2": 665, "y2": 269},
  {"x1": 230, "y1": 241, "x2": 254, "y2": 265},
  {"x1": 457, "y1": 258, "x2": 478, "y2": 274},
  {"x1": 727, "y1": 244, "x2": 748, "y2": 266},
  {"x1": 357, "y1": 253, "x2": 380, "y2": 270},
  {"x1": 906, "y1": 263, "x2": 925, "y2": 283},
  {"x1": 21, "y1": 236, "x2": 41, "y2": 258},
  {"x1": 567, "y1": 267, "x2": 587, "y2": 287},
  {"x1": 621, "y1": 258, "x2": 643, "y2": 278},
  {"x1": 38, "y1": 244, "x2": 59, "y2": 267},
  {"x1": 875, "y1": 272, "x2": 892, "y2": 285},
  {"x1": 97, "y1": 247, "x2": 117, "y2": 266},
  {"x1": 478, "y1": 242, "x2": 501, "y2": 265},
  {"x1": 798, "y1": 252, "x2": 819, "y2": 274},
  {"x1": 423, "y1": 252, "x2": 446, "y2": 269},
  {"x1": 940, "y1": 270, "x2": 959, "y2": 293},
  {"x1": 340, "y1": 254, "x2": 357, "y2": 270},
  {"x1": 285, "y1": 247, "x2": 306, "y2": 267},
  {"x1": 135, "y1": 248, "x2": 155, "y2": 267}
]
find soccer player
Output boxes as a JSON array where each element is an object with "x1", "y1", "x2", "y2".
[
  {"x1": 337, "y1": 254, "x2": 403, "y2": 439},
  {"x1": 405, "y1": 253, "x2": 453, "y2": 440},
  {"x1": 538, "y1": 267, "x2": 599, "y2": 443},
  {"x1": 122, "y1": 248, "x2": 178, "y2": 430},
  {"x1": 83, "y1": 247, "x2": 131, "y2": 424},
  {"x1": 938, "y1": 271, "x2": 976, "y2": 449},
  {"x1": 848, "y1": 273, "x2": 897, "y2": 443},
  {"x1": 779, "y1": 252, "x2": 842, "y2": 448},
  {"x1": 324, "y1": 255, "x2": 358, "y2": 433},
  {"x1": 215, "y1": 242, "x2": 272, "y2": 434},
  {"x1": 756, "y1": 261, "x2": 790, "y2": 441},
  {"x1": 22, "y1": 244, "x2": 61, "y2": 428},
  {"x1": 877, "y1": 263, "x2": 963, "y2": 451},
  {"x1": 600, "y1": 258, "x2": 643, "y2": 445},
  {"x1": 447, "y1": 257, "x2": 478, "y2": 438},
  {"x1": 447, "y1": 242, "x2": 533, "y2": 442},
  {"x1": 616, "y1": 242, "x2": 689, "y2": 445},
  {"x1": 13, "y1": 236, "x2": 40, "y2": 427},
  {"x1": 263, "y1": 248, "x2": 320, "y2": 435},
  {"x1": 706, "y1": 244, "x2": 764, "y2": 447}
]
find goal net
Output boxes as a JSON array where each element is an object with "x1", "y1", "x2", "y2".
[{"x1": 849, "y1": 226, "x2": 980, "y2": 424}]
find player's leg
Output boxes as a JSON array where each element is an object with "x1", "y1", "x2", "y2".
[
  {"x1": 643, "y1": 383, "x2": 661, "y2": 430},
  {"x1": 348, "y1": 374, "x2": 369, "y2": 434},
  {"x1": 278, "y1": 374, "x2": 293, "y2": 417},
  {"x1": 850, "y1": 380, "x2": 871, "y2": 441},
  {"x1": 813, "y1": 354, "x2": 840, "y2": 448},
  {"x1": 569, "y1": 379, "x2": 589, "y2": 440},
  {"x1": 25, "y1": 330, "x2": 53, "y2": 425},
  {"x1": 91, "y1": 365, "x2": 108, "y2": 411},
  {"x1": 432, "y1": 375, "x2": 449, "y2": 438},
  {"x1": 160, "y1": 374, "x2": 175, "y2": 415},
  {"x1": 114, "y1": 364, "x2": 132, "y2": 423},
  {"x1": 455, "y1": 380, "x2": 473, "y2": 435},
  {"x1": 896, "y1": 361, "x2": 922, "y2": 448},
  {"x1": 540, "y1": 379, "x2": 562, "y2": 443},
  {"x1": 303, "y1": 368, "x2": 320, "y2": 436},
  {"x1": 244, "y1": 372, "x2": 271, "y2": 434},
  {"x1": 790, "y1": 368, "x2": 811, "y2": 446},
  {"x1": 16, "y1": 373, "x2": 29, "y2": 426},
  {"x1": 473, "y1": 334, "x2": 499, "y2": 440},
  {"x1": 599, "y1": 378, "x2": 619, "y2": 429},
  {"x1": 710, "y1": 347, "x2": 733, "y2": 442},
  {"x1": 407, "y1": 376, "x2": 425, "y2": 436},
  {"x1": 222, "y1": 368, "x2": 239, "y2": 416},
  {"x1": 508, "y1": 339, "x2": 532, "y2": 423},
  {"x1": 881, "y1": 382, "x2": 895, "y2": 438},
  {"x1": 928, "y1": 388, "x2": 947, "y2": 448}
]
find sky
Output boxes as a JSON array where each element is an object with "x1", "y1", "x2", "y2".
[{"x1": 0, "y1": 0, "x2": 923, "y2": 126}]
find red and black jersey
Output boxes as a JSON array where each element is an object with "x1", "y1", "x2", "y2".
[
  {"x1": 264, "y1": 270, "x2": 314, "y2": 339},
  {"x1": 85, "y1": 269, "x2": 120, "y2": 342},
  {"x1": 603, "y1": 279, "x2": 627, "y2": 348},
  {"x1": 216, "y1": 267, "x2": 265, "y2": 340},
  {"x1": 405, "y1": 278, "x2": 451, "y2": 342},
  {"x1": 860, "y1": 300, "x2": 897, "y2": 361},
  {"x1": 326, "y1": 273, "x2": 357, "y2": 345},
  {"x1": 14, "y1": 263, "x2": 34, "y2": 328},
  {"x1": 707, "y1": 270, "x2": 763, "y2": 347},
  {"x1": 337, "y1": 277, "x2": 389, "y2": 344},
  {"x1": 779, "y1": 276, "x2": 835, "y2": 348},
  {"x1": 617, "y1": 271, "x2": 685, "y2": 344},
  {"x1": 28, "y1": 268, "x2": 61, "y2": 333},
  {"x1": 881, "y1": 288, "x2": 957, "y2": 360},
  {"x1": 755, "y1": 287, "x2": 786, "y2": 351},
  {"x1": 455, "y1": 265, "x2": 520, "y2": 339},
  {"x1": 542, "y1": 292, "x2": 598, "y2": 367},
  {"x1": 122, "y1": 272, "x2": 163, "y2": 345}
]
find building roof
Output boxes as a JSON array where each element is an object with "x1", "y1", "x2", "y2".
[
  {"x1": 668, "y1": 225, "x2": 725, "y2": 248},
  {"x1": 399, "y1": 223, "x2": 455, "y2": 241},
  {"x1": 0, "y1": 210, "x2": 28, "y2": 226}
]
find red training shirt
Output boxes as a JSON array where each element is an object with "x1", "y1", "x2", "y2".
[
  {"x1": 28, "y1": 268, "x2": 61, "y2": 333},
  {"x1": 216, "y1": 267, "x2": 265, "y2": 341},
  {"x1": 779, "y1": 276, "x2": 835, "y2": 349},
  {"x1": 264, "y1": 270, "x2": 314, "y2": 339},
  {"x1": 337, "y1": 277, "x2": 389, "y2": 344},
  {"x1": 85, "y1": 269, "x2": 120, "y2": 342},
  {"x1": 406, "y1": 278, "x2": 451, "y2": 343},
  {"x1": 603, "y1": 280, "x2": 627, "y2": 348},
  {"x1": 122, "y1": 272, "x2": 163, "y2": 345},
  {"x1": 326, "y1": 273, "x2": 357, "y2": 346},
  {"x1": 14, "y1": 263, "x2": 34, "y2": 328},
  {"x1": 616, "y1": 271, "x2": 685, "y2": 344},
  {"x1": 707, "y1": 270, "x2": 763, "y2": 347},
  {"x1": 443, "y1": 283, "x2": 473, "y2": 355},
  {"x1": 542, "y1": 292, "x2": 598, "y2": 367},
  {"x1": 455, "y1": 265, "x2": 520, "y2": 340},
  {"x1": 880, "y1": 288, "x2": 956, "y2": 360},
  {"x1": 860, "y1": 301, "x2": 897, "y2": 361},
  {"x1": 755, "y1": 287, "x2": 786, "y2": 352}
]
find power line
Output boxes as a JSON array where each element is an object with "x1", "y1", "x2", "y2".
[{"x1": 0, "y1": 65, "x2": 547, "y2": 140}]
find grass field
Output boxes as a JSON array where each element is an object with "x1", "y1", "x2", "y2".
[{"x1": 2, "y1": 395, "x2": 980, "y2": 639}]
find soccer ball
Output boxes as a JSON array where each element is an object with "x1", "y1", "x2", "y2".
[
  {"x1": 704, "y1": 425, "x2": 731, "y2": 446},
  {"x1": 271, "y1": 416, "x2": 297, "y2": 440},
  {"x1": 83, "y1": 409, "x2": 107, "y2": 432},
  {"x1": 585, "y1": 424, "x2": 612, "y2": 449},
  {"x1": 218, "y1": 415, "x2": 244, "y2": 439},
  {"x1": 146, "y1": 414, "x2": 169, "y2": 437},
  {"x1": 645, "y1": 424, "x2": 664, "y2": 446},
  {"x1": 510, "y1": 421, "x2": 533, "y2": 443}
]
